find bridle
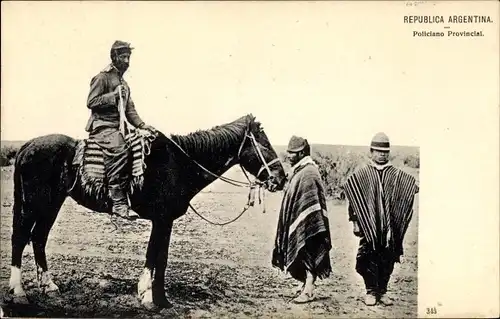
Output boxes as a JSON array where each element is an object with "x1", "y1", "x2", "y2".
[
  {"x1": 167, "y1": 121, "x2": 282, "y2": 188},
  {"x1": 235, "y1": 127, "x2": 282, "y2": 187},
  {"x1": 164, "y1": 121, "x2": 283, "y2": 226}
]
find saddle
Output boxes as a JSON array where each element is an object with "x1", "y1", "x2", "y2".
[{"x1": 72, "y1": 129, "x2": 157, "y2": 199}]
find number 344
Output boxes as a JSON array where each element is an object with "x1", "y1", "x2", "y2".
[{"x1": 427, "y1": 307, "x2": 438, "y2": 315}]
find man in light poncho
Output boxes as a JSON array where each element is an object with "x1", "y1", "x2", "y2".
[
  {"x1": 272, "y1": 136, "x2": 332, "y2": 304},
  {"x1": 343, "y1": 132, "x2": 419, "y2": 306}
]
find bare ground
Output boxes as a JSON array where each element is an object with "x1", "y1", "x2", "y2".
[{"x1": 0, "y1": 166, "x2": 418, "y2": 318}]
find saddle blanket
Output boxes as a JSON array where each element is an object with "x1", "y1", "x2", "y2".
[{"x1": 72, "y1": 130, "x2": 156, "y2": 198}]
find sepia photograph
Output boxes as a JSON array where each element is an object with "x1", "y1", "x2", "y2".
[{"x1": 1, "y1": 1, "x2": 498, "y2": 318}]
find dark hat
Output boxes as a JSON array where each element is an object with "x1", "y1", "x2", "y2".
[
  {"x1": 110, "y1": 40, "x2": 134, "y2": 52},
  {"x1": 287, "y1": 135, "x2": 309, "y2": 153},
  {"x1": 370, "y1": 132, "x2": 390, "y2": 151}
]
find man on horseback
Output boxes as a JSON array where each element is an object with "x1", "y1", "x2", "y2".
[{"x1": 85, "y1": 40, "x2": 155, "y2": 220}]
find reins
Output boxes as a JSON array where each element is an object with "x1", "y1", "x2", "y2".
[
  {"x1": 165, "y1": 135, "x2": 253, "y2": 188},
  {"x1": 187, "y1": 183, "x2": 267, "y2": 226},
  {"x1": 164, "y1": 125, "x2": 275, "y2": 226}
]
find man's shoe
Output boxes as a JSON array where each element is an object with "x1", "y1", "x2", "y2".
[
  {"x1": 109, "y1": 184, "x2": 140, "y2": 220},
  {"x1": 292, "y1": 291, "x2": 314, "y2": 304},
  {"x1": 378, "y1": 294, "x2": 393, "y2": 306},
  {"x1": 364, "y1": 294, "x2": 377, "y2": 306}
]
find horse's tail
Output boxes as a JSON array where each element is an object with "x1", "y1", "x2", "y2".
[
  {"x1": 12, "y1": 141, "x2": 30, "y2": 244},
  {"x1": 12, "y1": 158, "x2": 23, "y2": 222}
]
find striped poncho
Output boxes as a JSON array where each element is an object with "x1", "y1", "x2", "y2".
[
  {"x1": 343, "y1": 162, "x2": 419, "y2": 257},
  {"x1": 73, "y1": 130, "x2": 156, "y2": 199},
  {"x1": 272, "y1": 156, "x2": 332, "y2": 281}
]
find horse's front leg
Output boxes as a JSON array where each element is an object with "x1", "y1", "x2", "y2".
[
  {"x1": 152, "y1": 218, "x2": 174, "y2": 309},
  {"x1": 138, "y1": 218, "x2": 174, "y2": 309},
  {"x1": 138, "y1": 220, "x2": 161, "y2": 307}
]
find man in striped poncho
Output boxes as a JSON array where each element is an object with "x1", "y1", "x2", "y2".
[
  {"x1": 343, "y1": 132, "x2": 419, "y2": 306},
  {"x1": 272, "y1": 136, "x2": 332, "y2": 304}
]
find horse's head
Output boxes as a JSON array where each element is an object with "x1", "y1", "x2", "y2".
[{"x1": 236, "y1": 116, "x2": 286, "y2": 192}]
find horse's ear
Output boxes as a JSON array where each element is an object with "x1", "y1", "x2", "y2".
[
  {"x1": 248, "y1": 113, "x2": 257, "y2": 124},
  {"x1": 252, "y1": 120, "x2": 262, "y2": 131}
]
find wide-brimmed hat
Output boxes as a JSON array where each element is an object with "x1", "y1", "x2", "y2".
[
  {"x1": 287, "y1": 135, "x2": 309, "y2": 153},
  {"x1": 370, "y1": 132, "x2": 390, "y2": 151}
]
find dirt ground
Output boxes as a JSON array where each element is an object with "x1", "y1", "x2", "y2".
[{"x1": 0, "y1": 166, "x2": 418, "y2": 318}]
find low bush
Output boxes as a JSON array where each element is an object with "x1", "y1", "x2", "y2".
[
  {"x1": 403, "y1": 153, "x2": 420, "y2": 169},
  {"x1": 0, "y1": 145, "x2": 19, "y2": 166},
  {"x1": 279, "y1": 148, "x2": 419, "y2": 199},
  {"x1": 312, "y1": 151, "x2": 367, "y2": 199}
]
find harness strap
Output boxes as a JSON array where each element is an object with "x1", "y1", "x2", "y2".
[
  {"x1": 118, "y1": 90, "x2": 127, "y2": 136},
  {"x1": 165, "y1": 135, "x2": 252, "y2": 187},
  {"x1": 257, "y1": 158, "x2": 280, "y2": 178},
  {"x1": 248, "y1": 133, "x2": 273, "y2": 178}
]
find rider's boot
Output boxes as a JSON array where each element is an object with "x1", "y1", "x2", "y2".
[{"x1": 108, "y1": 183, "x2": 140, "y2": 220}]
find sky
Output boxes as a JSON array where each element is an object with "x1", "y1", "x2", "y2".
[{"x1": 0, "y1": 1, "x2": 497, "y2": 148}]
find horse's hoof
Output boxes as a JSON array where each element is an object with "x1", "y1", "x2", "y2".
[
  {"x1": 12, "y1": 294, "x2": 29, "y2": 305},
  {"x1": 8, "y1": 287, "x2": 29, "y2": 305},
  {"x1": 45, "y1": 289, "x2": 60, "y2": 297},
  {"x1": 142, "y1": 301, "x2": 155, "y2": 311},
  {"x1": 137, "y1": 268, "x2": 153, "y2": 300},
  {"x1": 140, "y1": 289, "x2": 154, "y2": 310},
  {"x1": 160, "y1": 307, "x2": 179, "y2": 317},
  {"x1": 151, "y1": 284, "x2": 173, "y2": 309},
  {"x1": 155, "y1": 297, "x2": 173, "y2": 309},
  {"x1": 44, "y1": 282, "x2": 60, "y2": 294}
]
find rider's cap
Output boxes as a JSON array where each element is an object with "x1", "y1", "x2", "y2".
[{"x1": 110, "y1": 40, "x2": 134, "y2": 54}]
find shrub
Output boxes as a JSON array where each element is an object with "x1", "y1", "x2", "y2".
[
  {"x1": 403, "y1": 153, "x2": 420, "y2": 168},
  {"x1": 278, "y1": 148, "x2": 419, "y2": 200},
  {"x1": 0, "y1": 145, "x2": 19, "y2": 166},
  {"x1": 312, "y1": 151, "x2": 367, "y2": 199}
]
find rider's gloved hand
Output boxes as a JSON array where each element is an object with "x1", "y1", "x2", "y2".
[{"x1": 139, "y1": 123, "x2": 156, "y2": 134}]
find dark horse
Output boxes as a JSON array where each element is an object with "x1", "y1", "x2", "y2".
[{"x1": 8, "y1": 114, "x2": 286, "y2": 309}]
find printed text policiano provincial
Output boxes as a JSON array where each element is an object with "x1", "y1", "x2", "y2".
[{"x1": 413, "y1": 30, "x2": 484, "y2": 37}]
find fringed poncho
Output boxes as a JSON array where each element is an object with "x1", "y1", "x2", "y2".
[{"x1": 272, "y1": 156, "x2": 332, "y2": 281}]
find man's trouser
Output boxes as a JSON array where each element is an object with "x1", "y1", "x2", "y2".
[
  {"x1": 89, "y1": 127, "x2": 130, "y2": 211},
  {"x1": 355, "y1": 237, "x2": 396, "y2": 296}
]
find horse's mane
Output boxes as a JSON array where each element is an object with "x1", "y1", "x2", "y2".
[{"x1": 169, "y1": 114, "x2": 255, "y2": 156}]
